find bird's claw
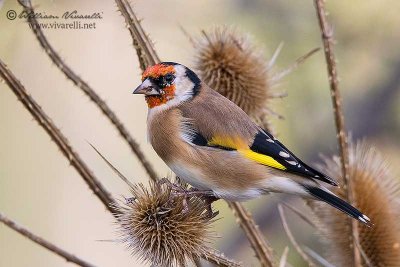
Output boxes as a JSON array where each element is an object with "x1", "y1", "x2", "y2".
[
  {"x1": 203, "y1": 195, "x2": 220, "y2": 218},
  {"x1": 157, "y1": 178, "x2": 219, "y2": 217}
]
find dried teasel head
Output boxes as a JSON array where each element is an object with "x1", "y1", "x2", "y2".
[
  {"x1": 115, "y1": 180, "x2": 217, "y2": 266},
  {"x1": 310, "y1": 141, "x2": 400, "y2": 266},
  {"x1": 193, "y1": 26, "x2": 278, "y2": 131}
]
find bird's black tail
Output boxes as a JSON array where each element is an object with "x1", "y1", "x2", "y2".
[{"x1": 305, "y1": 186, "x2": 371, "y2": 226}]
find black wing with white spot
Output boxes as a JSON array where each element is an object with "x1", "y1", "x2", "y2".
[{"x1": 250, "y1": 130, "x2": 338, "y2": 186}]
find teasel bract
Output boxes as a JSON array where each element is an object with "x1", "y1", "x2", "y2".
[
  {"x1": 310, "y1": 141, "x2": 400, "y2": 266},
  {"x1": 115, "y1": 181, "x2": 217, "y2": 266},
  {"x1": 193, "y1": 26, "x2": 279, "y2": 132}
]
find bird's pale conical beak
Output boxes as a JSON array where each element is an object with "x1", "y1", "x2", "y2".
[{"x1": 133, "y1": 78, "x2": 160, "y2": 95}]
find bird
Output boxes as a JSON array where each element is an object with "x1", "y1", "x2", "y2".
[{"x1": 133, "y1": 61, "x2": 371, "y2": 225}]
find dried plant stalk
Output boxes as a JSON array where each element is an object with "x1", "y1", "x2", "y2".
[
  {"x1": 201, "y1": 249, "x2": 242, "y2": 267},
  {"x1": 0, "y1": 212, "x2": 95, "y2": 267},
  {"x1": 311, "y1": 142, "x2": 400, "y2": 267},
  {"x1": 313, "y1": 0, "x2": 360, "y2": 265},
  {"x1": 115, "y1": 3, "x2": 275, "y2": 265},
  {"x1": 114, "y1": 0, "x2": 160, "y2": 70},
  {"x1": 0, "y1": 59, "x2": 117, "y2": 215},
  {"x1": 17, "y1": 0, "x2": 158, "y2": 181}
]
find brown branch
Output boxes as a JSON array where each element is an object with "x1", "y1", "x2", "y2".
[
  {"x1": 0, "y1": 212, "x2": 96, "y2": 267},
  {"x1": 201, "y1": 249, "x2": 243, "y2": 267},
  {"x1": 313, "y1": 1, "x2": 361, "y2": 266},
  {"x1": 114, "y1": 1, "x2": 276, "y2": 265},
  {"x1": 228, "y1": 202, "x2": 275, "y2": 267},
  {"x1": 114, "y1": 0, "x2": 160, "y2": 70},
  {"x1": 278, "y1": 205, "x2": 316, "y2": 267},
  {"x1": 0, "y1": 59, "x2": 117, "y2": 215},
  {"x1": 17, "y1": 0, "x2": 158, "y2": 182}
]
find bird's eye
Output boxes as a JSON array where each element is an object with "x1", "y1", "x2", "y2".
[
  {"x1": 156, "y1": 74, "x2": 175, "y2": 88},
  {"x1": 165, "y1": 74, "x2": 175, "y2": 84}
]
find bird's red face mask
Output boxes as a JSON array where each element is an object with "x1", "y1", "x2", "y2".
[{"x1": 133, "y1": 64, "x2": 176, "y2": 108}]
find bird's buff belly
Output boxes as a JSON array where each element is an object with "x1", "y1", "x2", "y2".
[
  {"x1": 167, "y1": 161, "x2": 264, "y2": 201},
  {"x1": 168, "y1": 161, "x2": 213, "y2": 190}
]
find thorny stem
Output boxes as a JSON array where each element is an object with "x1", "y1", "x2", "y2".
[
  {"x1": 114, "y1": 1, "x2": 276, "y2": 266},
  {"x1": 17, "y1": 0, "x2": 158, "y2": 181},
  {"x1": 0, "y1": 212, "x2": 96, "y2": 267},
  {"x1": 313, "y1": 0, "x2": 361, "y2": 266},
  {"x1": 201, "y1": 249, "x2": 243, "y2": 267},
  {"x1": 114, "y1": 0, "x2": 160, "y2": 70},
  {"x1": 0, "y1": 59, "x2": 118, "y2": 216}
]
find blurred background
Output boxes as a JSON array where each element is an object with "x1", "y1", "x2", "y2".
[{"x1": 0, "y1": 0, "x2": 399, "y2": 266}]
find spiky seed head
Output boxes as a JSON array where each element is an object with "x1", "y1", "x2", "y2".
[
  {"x1": 193, "y1": 27, "x2": 275, "y2": 131},
  {"x1": 311, "y1": 142, "x2": 400, "y2": 266},
  {"x1": 115, "y1": 181, "x2": 217, "y2": 266}
]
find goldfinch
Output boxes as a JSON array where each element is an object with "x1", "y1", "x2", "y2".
[{"x1": 133, "y1": 62, "x2": 370, "y2": 225}]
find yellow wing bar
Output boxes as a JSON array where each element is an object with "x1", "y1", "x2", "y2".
[
  {"x1": 208, "y1": 135, "x2": 286, "y2": 170},
  {"x1": 240, "y1": 150, "x2": 286, "y2": 170},
  {"x1": 208, "y1": 136, "x2": 247, "y2": 150}
]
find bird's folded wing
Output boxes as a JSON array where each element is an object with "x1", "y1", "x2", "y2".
[
  {"x1": 249, "y1": 130, "x2": 338, "y2": 185},
  {"x1": 188, "y1": 127, "x2": 338, "y2": 186}
]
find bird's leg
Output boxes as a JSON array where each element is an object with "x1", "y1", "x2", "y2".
[
  {"x1": 176, "y1": 188, "x2": 220, "y2": 218},
  {"x1": 158, "y1": 178, "x2": 212, "y2": 198},
  {"x1": 158, "y1": 178, "x2": 218, "y2": 215},
  {"x1": 172, "y1": 189, "x2": 205, "y2": 213},
  {"x1": 157, "y1": 178, "x2": 192, "y2": 211},
  {"x1": 158, "y1": 177, "x2": 192, "y2": 195},
  {"x1": 203, "y1": 195, "x2": 220, "y2": 218},
  {"x1": 178, "y1": 191, "x2": 218, "y2": 216},
  {"x1": 158, "y1": 177, "x2": 181, "y2": 190}
]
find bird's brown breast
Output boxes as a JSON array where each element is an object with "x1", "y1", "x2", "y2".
[{"x1": 147, "y1": 107, "x2": 188, "y2": 163}]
